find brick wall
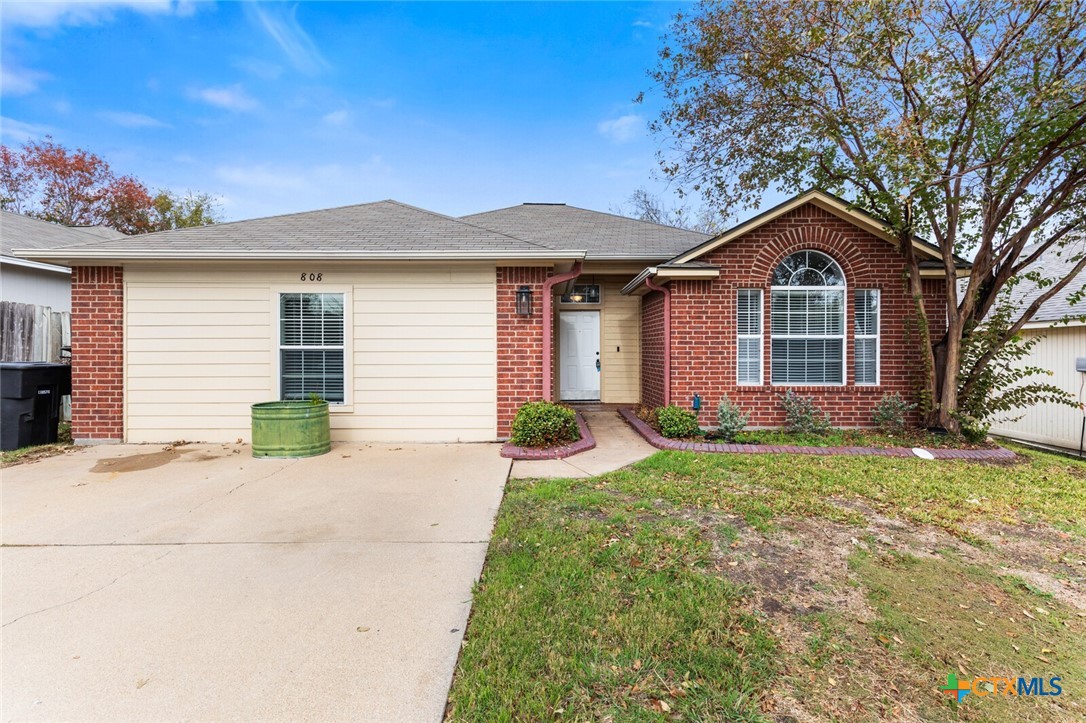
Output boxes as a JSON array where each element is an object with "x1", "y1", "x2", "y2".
[
  {"x1": 640, "y1": 290, "x2": 665, "y2": 408},
  {"x1": 667, "y1": 202, "x2": 947, "y2": 428},
  {"x1": 496, "y1": 267, "x2": 550, "y2": 437},
  {"x1": 70, "y1": 266, "x2": 124, "y2": 442}
]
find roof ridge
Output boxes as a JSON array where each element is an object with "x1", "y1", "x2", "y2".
[
  {"x1": 463, "y1": 203, "x2": 712, "y2": 239},
  {"x1": 384, "y1": 200, "x2": 554, "y2": 250}
]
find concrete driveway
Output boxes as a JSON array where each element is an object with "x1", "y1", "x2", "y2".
[{"x1": 2, "y1": 441, "x2": 510, "y2": 722}]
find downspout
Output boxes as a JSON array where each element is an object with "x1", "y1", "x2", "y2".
[
  {"x1": 542, "y1": 261, "x2": 583, "y2": 401},
  {"x1": 645, "y1": 275, "x2": 671, "y2": 406}
]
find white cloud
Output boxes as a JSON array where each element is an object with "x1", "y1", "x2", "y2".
[
  {"x1": 0, "y1": 65, "x2": 49, "y2": 96},
  {"x1": 0, "y1": 116, "x2": 52, "y2": 142},
  {"x1": 188, "y1": 84, "x2": 260, "y2": 112},
  {"x1": 243, "y1": 2, "x2": 329, "y2": 74},
  {"x1": 97, "y1": 110, "x2": 169, "y2": 128},
  {"x1": 597, "y1": 114, "x2": 645, "y2": 144},
  {"x1": 0, "y1": 0, "x2": 192, "y2": 28},
  {"x1": 632, "y1": 20, "x2": 654, "y2": 29},
  {"x1": 321, "y1": 109, "x2": 350, "y2": 127}
]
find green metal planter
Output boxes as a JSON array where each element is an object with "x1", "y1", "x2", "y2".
[{"x1": 251, "y1": 401, "x2": 331, "y2": 458}]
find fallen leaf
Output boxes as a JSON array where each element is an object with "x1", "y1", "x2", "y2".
[
  {"x1": 1012, "y1": 645, "x2": 1020, "y2": 653},
  {"x1": 827, "y1": 677, "x2": 837, "y2": 687},
  {"x1": 356, "y1": 626, "x2": 370, "y2": 633},
  {"x1": 958, "y1": 662, "x2": 968, "y2": 676},
  {"x1": 1036, "y1": 655, "x2": 1052, "y2": 664},
  {"x1": 1022, "y1": 610, "x2": 1037, "y2": 620},
  {"x1": 1036, "y1": 607, "x2": 1050, "y2": 616},
  {"x1": 893, "y1": 636, "x2": 904, "y2": 644}
]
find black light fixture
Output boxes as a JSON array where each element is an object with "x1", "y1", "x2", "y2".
[{"x1": 516, "y1": 286, "x2": 533, "y2": 316}]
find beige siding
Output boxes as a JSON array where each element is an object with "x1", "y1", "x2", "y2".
[
  {"x1": 989, "y1": 326, "x2": 1086, "y2": 450},
  {"x1": 556, "y1": 278, "x2": 641, "y2": 404},
  {"x1": 124, "y1": 265, "x2": 496, "y2": 443},
  {"x1": 600, "y1": 280, "x2": 641, "y2": 404}
]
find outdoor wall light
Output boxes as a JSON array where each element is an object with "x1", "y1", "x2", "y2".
[
  {"x1": 516, "y1": 286, "x2": 533, "y2": 316},
  {"x1": 692, "y1": 393, "x2": 701, "y2": 411}
]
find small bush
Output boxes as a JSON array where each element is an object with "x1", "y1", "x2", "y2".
[
  {"x1": 510, "y1": 401, "x2": 579, "y2": 448},
  {"x1": 872, "y1": 393, "x2": 917, "y2": 434},
  {"x1": 958, "y1": 415, "x2": 991, "y2": 444},
  {"x1": 779, "y1": 390, "x2": 832, "y2": 435},
  {"x1": 716, "y1": 396, "x2": 750, "y2": 442},
  {"x1": 655, "y1": 405, "x2": 702, "y2": 438}
]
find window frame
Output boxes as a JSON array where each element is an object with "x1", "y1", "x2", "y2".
[
  {"x1": 736, "y1": 288, "x2": 763, "y2": 385},
  {"x1": 272, "y1": 287, "x2": 353, "y2": 411},
  {"x1": 853, "y1": 288, "x2": 880, "y2": 386},
  {"x1": 769, "y1": 251, "x2": 847, "y2": 387}
]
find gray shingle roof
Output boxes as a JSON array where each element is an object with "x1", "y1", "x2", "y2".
[
  {"x1": 70, "y1": 225, "x2": 126, "y2": 240},
  {"x1": 461, "y1": 203, "x2": 712, "y2": 260},
  {"x1": 1, "y1": 211, "x2": 122, "y2": 257},
  {"x1": 1004, "y1": 241, "x2": 1086, "y2": 323},
  {"x1": 15, "y1": 200, "x2": 582, "y2": 261}
]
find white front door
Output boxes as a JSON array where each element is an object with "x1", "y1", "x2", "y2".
[{"x1": 560, "y1": 311, "x2": 600, "y2": 401}]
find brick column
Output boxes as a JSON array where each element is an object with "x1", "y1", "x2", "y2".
[
  {"x1": 70, "y1": 266, "x2": 124, "y2": 443},
  {"x1": 496, "y1": 267, "x2": 549, "y2": 437}
]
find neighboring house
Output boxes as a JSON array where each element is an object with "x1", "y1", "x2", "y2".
[
  {"x1": 16, "y1": 189, "x2": 962, "y2": 445},
  {"x1": 1, "y1": 210, "x2": 125, "y2": 311},
  {"x1": 987, "y1": 244, "x2": 1086, "y2": 451}
]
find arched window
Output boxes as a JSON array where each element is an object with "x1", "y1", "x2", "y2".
[{"x1": 770, "y1": 251, "x2": 846, "y2": 384}]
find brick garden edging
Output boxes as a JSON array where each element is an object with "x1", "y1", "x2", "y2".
[
  {"x1": 619, "y1": 408, "x2": 1017, "y2": 461},
  {"x1": 501, "y1": 413, "x2": 597, "y2": 460}
]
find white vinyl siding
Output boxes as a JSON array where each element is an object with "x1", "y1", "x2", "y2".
[
  {"x1": 854, "y1": 289, "x2": 879, "y2": 385},
  {"x1": 736, "y1": 289, "x2": 762, "y2": 384},
  {"x1": 989, "y1": 325, "x2": 1086, "y2": 450},
  {"x1": 124, "y1": 265, "x2": 496, "y2": 443}
]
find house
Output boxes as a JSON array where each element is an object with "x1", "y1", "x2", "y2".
[
  {"x1": 1, "y1": 210, "x2": 125, "y2": 312},
  {"x1": 988, "y1": 244, "x2": 1086, "y2": 451},
  {"x1": 15, "y1": 190, "x2": 961, "y2": 445}
]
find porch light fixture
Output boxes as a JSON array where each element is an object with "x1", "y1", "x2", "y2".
[{"x1": 516, "y1": 286, "x2": 533, "y2": 316}]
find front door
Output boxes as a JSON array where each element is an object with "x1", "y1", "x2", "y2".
[{"x1": 560, "y1": 311, "x2": 600, "y2": 401}]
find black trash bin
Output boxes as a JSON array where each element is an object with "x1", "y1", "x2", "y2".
[{"x1": 0, "y1": 362, "x2": 72, "y2": 451}]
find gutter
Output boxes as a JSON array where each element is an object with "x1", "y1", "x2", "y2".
[
  {"x1": 542, "y1": 261, "x2": 583, "y2": 401},
  {"x1": 12, "y1": 248, "x2": 589, "y2": 263},
  {"x1": 0, "y1": 255, "x2": 71, "y2": 274},
  {"x1": 644, "y1": 275, "x2": 671, "y2": 406}
]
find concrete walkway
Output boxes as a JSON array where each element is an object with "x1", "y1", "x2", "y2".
[
  {"x1": 509, "y1": 410, "x2": 657, "y2": 479},
  {"x1": 2, "y1": 441, "x2": 510, "y2": 722}
]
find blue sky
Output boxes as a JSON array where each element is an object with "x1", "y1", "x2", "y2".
[{"x1": 1, "y1": 1, "x2": 698, "y2": 222}]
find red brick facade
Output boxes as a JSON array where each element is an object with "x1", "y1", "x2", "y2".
[
  {"x1": 655, "y1": 203, "x2": 948, "y2": 428},
  {"x1": 640, "y1": 291, "x2": 666, "y2": 409},
  {"x1": 496, "y1": 267, "x2": 550, "y2": 437},
  {"x1": 70, "y1": 266, "x2": 124, "y2": 442}
]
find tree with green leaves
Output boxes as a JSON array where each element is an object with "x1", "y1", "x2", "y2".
[
  {"x1": 649, "y1": 0, "x2": 1086, "y2": 431},
  {"x1": 1, "y1": 137, "x2": 221, "y2": 234}
]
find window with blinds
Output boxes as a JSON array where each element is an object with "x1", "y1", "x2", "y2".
[
  {"x1": 279, "y1": 293, "x2": 345, "y2": 403},
  {"x1": 770, "y1": 251, "x2": 846, "y2": 385},
  {"x1": 736, "y1": 289, "x2": 762, "y2": 384},
  {"x1": 854, "y1": 289, "x2": 880, "y2": 384}
]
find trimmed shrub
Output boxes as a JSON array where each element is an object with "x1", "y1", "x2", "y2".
[
  {"x1": 872, "y1": 392, "x2": 917, "y2": 434},
  {"x1": 716, "y1": 396, "x2": 750, "y2": 442},
  {"x1": 509, "y1": 401, "x2": 579, "y2": 448},
  {"x1": 655, "y1": 405, "x2": 702, "y2": 438},
  {"x1": 779, "y1": 390, "x2": 832, "y2": 435}
]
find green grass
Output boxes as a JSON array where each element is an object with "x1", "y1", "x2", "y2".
[
  {"x1": 448, "y1": 444, "x2": 1086, "y2": 721},
  {"x1": 852, "y1": 550, "x2": 1085, "y2": 720},
  {"x1": 602, "y1": 443, "x2": 1086, "y2": 540},
  {"x1": 0, "y1": 422, "x2": 72, "y2": 467},
  {"x1": 446, "y1": 478, "x2": 778, "y2": 721}
]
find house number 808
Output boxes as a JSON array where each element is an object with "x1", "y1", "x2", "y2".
[{"x1": 300, "y1": 272, "x2": 323, "y2": 281}]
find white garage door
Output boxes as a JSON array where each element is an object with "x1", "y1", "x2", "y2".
[{"x1": 124, "y1": 265, "x2": 497, "y2": 443}]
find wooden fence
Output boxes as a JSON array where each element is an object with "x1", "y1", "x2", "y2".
[
  {"x1": 0, "y1": 301, "x2": 70, "y2": 363},
  {"x1": 0, "y1": 301, "x2": 72, "y2": 420}
]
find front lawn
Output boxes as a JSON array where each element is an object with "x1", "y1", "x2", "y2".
[{"x1": 447, "y1": 445, "x2": 1086, "y2": 721}]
